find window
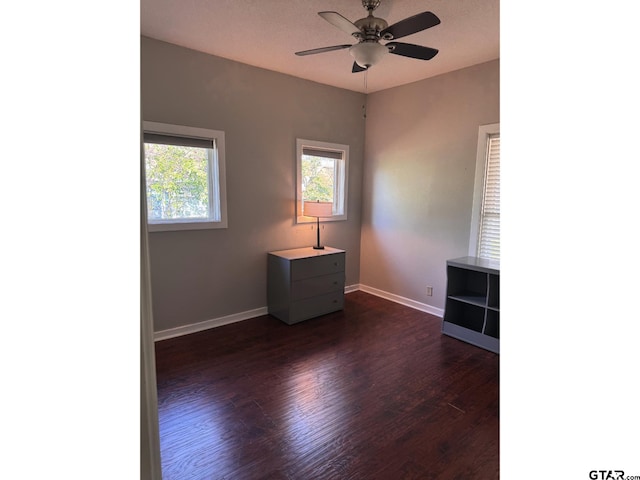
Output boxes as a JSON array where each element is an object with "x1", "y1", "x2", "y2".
[
  {"x1": 143, "y1": 121, "x2": 227, "y2": 232},
  {"x1": 296, "y1": 138, "x2": 348, "y2": 223},
  {"x1": 469, "y1": 123, "x2": 500, "y2": 260}
]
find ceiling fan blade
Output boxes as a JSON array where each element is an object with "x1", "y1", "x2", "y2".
[
  {"x1": 295, "y1": 44, "x2": 352, "y2": 56},
  {"x1": 387, "y1": 42, "x2": 438, "y2": 61},
  {"x1": 380, "y1": 11, "x2": 440, "y2": 40},
  {"x1": 352, "y1": 62, "x2": 368, "y2": 73},
  {"x1": 318, "y1": 11, "x2": 361, "y2": 37}
]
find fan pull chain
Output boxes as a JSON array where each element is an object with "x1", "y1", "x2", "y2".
[{"x1": 362, "y1": 69, "x2": 368, "y2": 119}]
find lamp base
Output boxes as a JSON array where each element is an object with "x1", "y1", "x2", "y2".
[{"x1": 313, "y1": 216, "x2": 325, "y2": 250}]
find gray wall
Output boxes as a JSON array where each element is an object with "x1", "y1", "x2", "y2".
[
  {"x1": 359, "y1": 60, "x2": 500, "y2": 310},
  {"x1": 141, "y1": 37, "x2": 366, "y2": 332}
]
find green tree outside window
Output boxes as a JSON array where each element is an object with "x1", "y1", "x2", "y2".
[{"x1": 144, "y1": 143, "x2": 209, "y2": 220}]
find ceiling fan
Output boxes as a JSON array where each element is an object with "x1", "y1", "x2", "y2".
[{"x1": 295, "y1": 0, "x2": 441, "y2": 73}]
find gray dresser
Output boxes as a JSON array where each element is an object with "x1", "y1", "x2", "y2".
[{"x1": 267, "y1": 247, "x2": 345, "y2": 324}]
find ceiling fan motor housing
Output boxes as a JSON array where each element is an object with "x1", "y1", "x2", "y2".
[{"x1": 354, "y1": 16, "x2": 388, "y2": 38}]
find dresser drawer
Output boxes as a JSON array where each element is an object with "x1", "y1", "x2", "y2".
[
  {"x1": 291, "y1": 272, "x2": 345, "y2": 301},
  {"x1": 289, "y1": 291, "x2": 344, "y2": 324},
  {"x1": 291, "y1": 253, "x2": 345, "y2": 281}
]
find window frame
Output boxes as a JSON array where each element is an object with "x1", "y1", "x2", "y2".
[
  {"x1": 143, "y1": 121, "x2": 227, "y2": 232},
  {"x1": 469, "y1": 123, "x2": 500, "y2": 259},
  {"x1": 296, "y1": 138, "x2": 349, "y2": 224}
]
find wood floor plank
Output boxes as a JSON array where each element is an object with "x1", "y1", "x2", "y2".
[{"x1": 155, "y1": 291, "x2": 499, "y2": 479}]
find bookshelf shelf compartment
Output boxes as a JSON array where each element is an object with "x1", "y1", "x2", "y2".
[{"x1": 442, "y1": 256, "x2": 500, "y2": 354}]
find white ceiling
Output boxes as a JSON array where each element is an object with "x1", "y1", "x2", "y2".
[{"x1": 140, "y1": 0, "x2": 499, "y2": 94}]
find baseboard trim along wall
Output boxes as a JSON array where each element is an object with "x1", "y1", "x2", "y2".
[
  {"x1": 357, "y1": 284, "x2": 445, "y2": 318},
  {"x1": 344, "y1": 284, "x2": 360, "y2": 294},
  {"x1": 154, "y1": 284, "x2": 443, "y2": 341},
  {"x1": 154, "y1": 307, "x2": 269, "y2": 342}
]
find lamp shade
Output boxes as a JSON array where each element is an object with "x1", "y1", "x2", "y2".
[
  {"x1": 304, "y1": 201, "x2": 333, "y2": 218},
  {"x1": 349, "y1": 42, "x2": 388, "y2": 68}
]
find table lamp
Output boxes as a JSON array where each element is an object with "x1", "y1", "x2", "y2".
[{"x1": 303, "y1": 200, "x2": 333, "y2": 249}]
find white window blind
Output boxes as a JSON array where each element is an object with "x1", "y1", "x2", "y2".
[{"x1": 478, "y1": 134, "x2": 500, "y2": 260}]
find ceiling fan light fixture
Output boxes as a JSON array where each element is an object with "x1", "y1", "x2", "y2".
[{"x1": 349, "y1": 42, "x2": 388, "y2": 68}]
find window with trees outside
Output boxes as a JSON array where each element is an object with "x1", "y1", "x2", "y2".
[
  {"x1": 143, "y1": 121, "x2": 227, "y2": 232},
  {"x1": 469, "y1": 123, "x2": 500, "y2": 260},
  {"x1": 296, "y1": 138, "x2": 348, "y2": 223}
]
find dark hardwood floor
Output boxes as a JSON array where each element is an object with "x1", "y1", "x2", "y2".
[{"x1": 155, "y1": 291, "x2": 499, "y2": 479}]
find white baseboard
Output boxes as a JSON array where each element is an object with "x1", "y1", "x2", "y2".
[
  {"x1": 344, "y1": 284, "x2": 360, "y2": 294},
  {"x1": 153, "y1": 284, "x2": 441, "y2": 341},
  {"x1": 154, "y1": 306, "x2": 268, "y2": 342},
  {"x1": 357, "y1": 284, "x2": 444, "y2": 318}
]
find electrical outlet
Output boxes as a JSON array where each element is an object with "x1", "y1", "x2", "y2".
[{"x1": 426, "y1": 286, "x2": 433, "y2": 296}]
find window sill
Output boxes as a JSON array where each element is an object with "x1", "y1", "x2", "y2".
[
  {"x1": 296, "y1": 214, "x2": 347, "y2": 224},
  {"x1": 148, "y1": 220, "x2": 227, "y2": 232}
]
